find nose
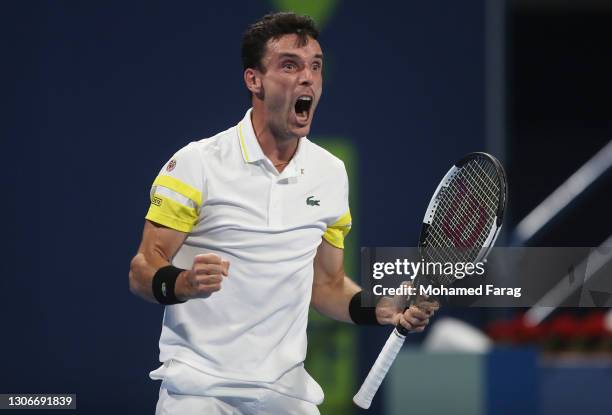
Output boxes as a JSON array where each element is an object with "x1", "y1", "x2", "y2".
[{"x1": 299, "y1": 67, "x2": 314, "y2": 86}]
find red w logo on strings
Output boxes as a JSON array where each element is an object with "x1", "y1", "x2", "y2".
[{"x1": 442, "y1": 178, "x2": 487, "y2": 248}]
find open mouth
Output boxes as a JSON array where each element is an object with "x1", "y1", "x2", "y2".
[{"x1": 294, "y1": 95, "x2": 313, "y2": 124}]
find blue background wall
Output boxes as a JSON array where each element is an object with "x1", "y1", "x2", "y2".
[{"x1": 3, "y1": 1, "x2": 485, "y2": 413}]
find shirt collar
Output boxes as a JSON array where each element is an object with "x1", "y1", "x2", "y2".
[
  {"x1": 237, "y1": 108, "x2": 266, "y2": 163},
  {"x1": 237, "y1": 108, "x2": 306, "y2": 179}
]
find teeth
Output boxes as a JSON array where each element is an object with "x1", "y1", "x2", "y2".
[{"x1": 295, "y1": 95, "x2": 312, "y2": 120}]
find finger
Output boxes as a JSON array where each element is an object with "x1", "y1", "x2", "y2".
[
  {"x1": 375, "y1": 297, "x2": 397, "y2": 325},
  {"x1": 195, "y1": 274, "x2": 224, "y2": 285},
  {"x1": 221, "y1": 260, "x2": 230, "y2": 276},
  {"x1": 426, "y1": 299, "x2": 441, "y2": 309},
  {"x1": 194, "y1": 263, "x2": 226, "y2": 276},
  {"x1": 416, "y1": 298, "x2": 438, "y2": 307},
  {"x1": 377, "y1": 296, "x2": 394, "y2": 309},
  {"x1": 185, "y1": 270, "x2": 200, "y2": 287},
  {"x1": 417, "y1": 301, "x2": 440, "y2": 313},
  {"x1": 415, "y1": 305, "x2": 435, "y2": 317},
  {"x1": 405, "y1": 314, "x2": 428, "y2": 327},
  {"x1": 423, "y1": 301, "x2": 440, "y2": 311},
  {"x1": 398, "y1": 314, "x2": 414, "y2": 331},
  {"x1": 197, "y1": 283, "x2": 221, "y2": 294},
  {"x1": 415, "y1": 318, "x2": 430, "y2": 327},
  {"x1": 407, "y1": 306, "x2": 429, "y2": 320},
  {"x1": 404, "y1": 307, "x2": 429, "y2": 323},
  {"x1": 194, "y1": 253, "x2": 223, "y2": 265},
  {"x1": 200, "y1": 282, "x2": 222, "y2": 290}
]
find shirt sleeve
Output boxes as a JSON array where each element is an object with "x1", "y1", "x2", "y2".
[
  {"x1": 323, "y1": 164, "x2": 352, "y2": 249},
  {"x1": 145, "y1": 144, "x2": 204, "y2": 233}
]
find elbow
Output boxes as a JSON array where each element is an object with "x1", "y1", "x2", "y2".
[
  {"x1": 128, "y1": 269, "x2": 138, "y2": 296},
  {"x1": 128, "y1": 253, "x2": 145, "y2": 296}
]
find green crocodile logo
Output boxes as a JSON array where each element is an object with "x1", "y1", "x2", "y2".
[{"x1": 306, "y1": 196, "x2": 320, "y2": 206}]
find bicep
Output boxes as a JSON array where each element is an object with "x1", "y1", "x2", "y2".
[
  {"x1": 312, "y1": 239, "x2": 360, "y2": 321},
  {"x1": 313, "y1": 239, "x2": 345, "y2": 288}
]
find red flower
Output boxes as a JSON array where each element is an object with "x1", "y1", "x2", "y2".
[
  {"x1": 577, "y1": 312, "x2": 606, "y2": 338},
  {"x1": 547, "y1": 314, "x2": 579, "y2": 340}
]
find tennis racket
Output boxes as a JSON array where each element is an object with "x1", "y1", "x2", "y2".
[{"x1": 353, "y1": 152, "x2": 507, "y2": 409}]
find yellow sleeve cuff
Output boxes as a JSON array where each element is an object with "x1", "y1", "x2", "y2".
[
  {"x1": 153, "y1": 175, "x2": 203, "y2": 207},
  {"x1": 323, "y1": 210, "x2": 352, "y2": 249},
  {"x1": 145, "y1": 193, "x2": 198, "y2": 233}
]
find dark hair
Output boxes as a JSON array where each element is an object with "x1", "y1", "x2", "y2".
[{"x1": 241, "y1": 12, "x2": 319, "y2": 72}]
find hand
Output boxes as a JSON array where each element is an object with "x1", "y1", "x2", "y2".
[
  {"x1": 375, "y1": 282, "x2": 439, "y2": 333},
  {"x1": 176, "y1": 253, "x2": 230, "y2": 301}
]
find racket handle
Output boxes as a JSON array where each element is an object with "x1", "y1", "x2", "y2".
[{"x1": 353, "y1": 328, "x2": 406, "y2": 409}]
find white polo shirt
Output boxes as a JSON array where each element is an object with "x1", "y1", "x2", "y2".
[{"x1": 145, "y1": 109, "x2": 351, "y2": 386}]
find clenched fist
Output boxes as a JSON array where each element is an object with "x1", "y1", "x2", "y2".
[
  {"x1": 375, "y1": 282, "x2": 439, "y2": 332},
  {"x1": 176, "y1": 253, "x2": 230, "y2": 301}
]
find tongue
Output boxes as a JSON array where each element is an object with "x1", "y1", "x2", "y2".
[{"x1": 296, "y1": 109, "x2": 308, "y2": 123}]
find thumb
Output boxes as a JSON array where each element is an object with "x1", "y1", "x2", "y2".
[
  {"x1": 392, "y1": 280, "x2": 412, "y2": 310},
  {"x1": 221, "y1": 260, "x2": 230, "y2": 276},
  {"x1": 376, "y1": 296, "x2": 401, "y2": 326}
]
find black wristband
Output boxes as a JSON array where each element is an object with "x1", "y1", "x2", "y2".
[
  {"x1": 152, "y1": 265, "x2": 186, "y2": 305},
  {"x1": 349, "y1": 291, "x2": 382, "y2": 325}
]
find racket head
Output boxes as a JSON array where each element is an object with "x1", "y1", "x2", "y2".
[{"x1": 418, "y1": 152, "x2": 507, "y2": 281}]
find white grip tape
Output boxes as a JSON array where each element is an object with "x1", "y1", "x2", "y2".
[{"x1": 353, "y1": 328, "x2": 406, "y2": 409}]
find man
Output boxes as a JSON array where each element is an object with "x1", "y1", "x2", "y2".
[{"x1": 129, "y1": 12, "x2": 437, "y2": 414}]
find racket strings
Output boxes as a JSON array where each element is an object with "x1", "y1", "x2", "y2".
[
  {"x1": 472, "y1": 158, "x2": 500, "y2": 192},
  {"x1": 453, "y1": 166, "x2": 498, "y2": 241},
  {"x1": 464, "y1": 160, "x2": 500, "y2": 213},
  {"x1": 442, "y1": 160, "x2": 499, "y2": 247},
  {"x1": 435, "y1": 167, "x2": 497, "y2": 252}
]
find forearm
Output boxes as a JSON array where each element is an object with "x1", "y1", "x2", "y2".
[
  {"x1": 130, "y1": 246, "x2": 192, "y2": 304},
  {"x1": 130, "y1": 221, "x2": 190, "y2": 303},
  {"x1": 311, "y1": 275, "x2": 361, "y2": 323},
  {"x1": 129, "y1": 252, "x2": 171, "y2": 303}
]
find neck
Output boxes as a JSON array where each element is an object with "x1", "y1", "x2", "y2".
[{"x1": 250, "y1": 105, "x2": 298, "y2": 164}]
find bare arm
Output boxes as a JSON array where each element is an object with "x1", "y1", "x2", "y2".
[
  {"x1": 129, "y1": 220, "x2": 188, "y2": 303},
  {"x1": 311, "y1": 239, "x2": 361, "y2": 322},
  {"x1": 311, "y1": 240, "x2": 438, "y2": 329},
  {"x1": 129, "y1": 220, "x2": 228, "y2": 303}
]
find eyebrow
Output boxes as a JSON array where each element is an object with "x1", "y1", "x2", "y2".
[{"x1": 278, "y1": 52, "x2": 324, "y2": 61}]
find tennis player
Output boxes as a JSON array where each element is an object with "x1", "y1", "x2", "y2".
[{"x1": 129, "y1": 12, "x2": 437, "y2": 414}]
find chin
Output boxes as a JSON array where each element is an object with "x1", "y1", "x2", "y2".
[{"x1": 292, "y1": 124, "x2": 311, "y2": 138}]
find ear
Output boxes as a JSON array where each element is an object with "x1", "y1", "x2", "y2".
[{"x1": 244, "y1": 68, "x2": 262, "y2": 96}]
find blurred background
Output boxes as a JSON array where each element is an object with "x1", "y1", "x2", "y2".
[{"x1": 3, "y1": 0, "x2": 611, "y2": 414}]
